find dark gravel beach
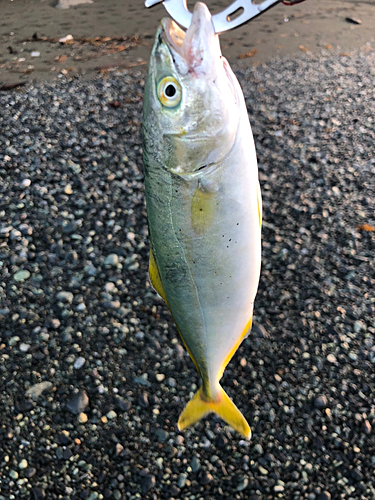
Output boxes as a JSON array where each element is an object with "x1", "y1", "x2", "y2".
[{"x1": 1, "y1": 48, "x2": 375, "y2": 500}]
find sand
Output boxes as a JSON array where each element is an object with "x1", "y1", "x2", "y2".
[{"x1": 1, "y1": 0, "x2": 375, "y2": 86}]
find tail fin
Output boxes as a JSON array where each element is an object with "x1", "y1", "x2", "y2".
[{"x1": 177, "y1": 385, "x2": 251, "y2": 439}]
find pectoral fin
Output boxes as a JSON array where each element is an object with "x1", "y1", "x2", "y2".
[
  {"x1": 178, "y1": 385, "x2": 251, "y2": 439},
  {"x1": 149, "y1": 247, "x2": 168, "y2": 305}
]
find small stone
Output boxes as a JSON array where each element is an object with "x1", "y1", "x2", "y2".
[
  {"x1": 18, "y1": 459, "x2": 28, "y2": 469},
  {"x1": 115, "y1": 443, "x2": 124, "y2": 456},
  {"x1": 252, "y1": 322, "x2": 268, "y2": 338},
  {"x1": 354, "y1": 320, "x2": 365, "y2": 333},
  {"x1": 10, "y1": 470, "x2": 19, "y2": 479},
  {"x1": 259, "y1": 466, "x2": 268, "y2": 475},
  {"x1": 21, "y1": 179, "x2": 31, "y2": 188},
  {"x1": 116, "y1": 398, "x2": 132, "y2": 412},
  {"x1": 170, "y1": 485, "x2": 180, "y2": 496},
  {"x1": 254, "y1": 444, "x2": 263, "y2": 454},
  {"x1": 13, "y1": 270, "x2": 30, "y2": 282},
  {"x1": 190, "y1": 455, "x2": 201, "y2": 472},
  {"x1": 78, "y1": 412, "x2": 88, "y2": 423},
  {"x1": 175, "y1": 435, "x2": 184, "y2": 445},
  {"x1": 73, "y1": 357, "x2": 86, "y2": 369},
  {"x1": 87, "y1": 493, "x2": 99, "y2": 500},
  {"x1": 327, "y1": 354, "x2": 336, "y2": 363},
  {"x1": 155, "y1": 373, "x2": 165, "y2": 382},
  {"x1": 56, "y1": 291, "x2": 74, "y2": 304},
  {"x1": 364, "y1": 420, "x2": 371, "y2": 434},
  {"x1": 141, "y1": 474, "x2": 155, "y2": 494},
  {"x1": 314, "y1": 395, "x2": 328, "y2": 409},
  {"x1": 76, "y1": 303, "x2": 86, "y2": 311},
  {"x1": 155, "y1": 428, "x2": 168, "y2": 442},
  {"x1": 64, "y1": 184, "x2": 73, "y2": 195},
  {"x1": 351, "y1": 468, "x2": 363, "y2": 481},
  {"x1": 49, "y1": 318, "x2": 61, "y2": 329},
  {"x1": 199, "y1": 472, "x2": 213, "y2": 485},
  {"x1": 25, "y1": 381, "x2": 53, "y2": 401},
  {"x1": 237, "y1": 477, "x2": 249, "y2": 491},
  {"x1": 20, "y1": 343, "x2": 31, "y2": 352},
  {"x1": 26, "y1": 468, "x2": 36, "y2": 478},
  {"x1": 31, "y1": 51, "x2": 40, "y2": 57},
  {"x1": 104, "y1": 254, "x2": 119, "y2": 266},
  {"x1": 274, "y1": 485, "x2": 285, "y2": 492},
  {"x1": 32, "y1": 487, "x2": 46, "y2": 500},
  {"x1": 217, "y1": 434, "x2": 228, "y2": 447},
  {"x1": 138, "y1": 392, "x2": 149, "y2": 408},
  {"x1": 106, "y1": 410, "x2": 117, "y2": 419},
  {"x1": 66, "y1": 391, "x2": 89, "y2": 414},
  {"x1": 178, "y1": 473, "x2": 187, "y2": 488},
  {"x1": 168, "y1": 377, "x2": 176, "y2": 387},
  {"x1": 317, "y1": 492, "x2": 331, "y2": 500}
]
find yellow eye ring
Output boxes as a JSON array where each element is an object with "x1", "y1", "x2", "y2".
[{"x1": 157, "y1": 76, "x2": 182, "y2": 108}]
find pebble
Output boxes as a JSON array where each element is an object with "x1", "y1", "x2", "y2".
[
  {"x1": 9, "y1": 470, "x2": 19, "y2": 480},
  {"x1": 106, "y1": 410, "x2": 117, "y2": 419},
  {"x1": 141, "y1": 474, "x2": 155, "y2": 494},
  {"x1": 314, "y1": 395, "x2": 328, "y2": 409},
  {"x1": 104, "y1": 254, "x2": 119, "y2": 266},
  {"x1": 155, "y1": 373, "x2": 165, "y2": 382},
  {"x1": 199, "y1": 472, "x2": 213, "y2": 485},
  {"x1": 178, "y1": 473, "x2": 187, "y2": 488},
  {"x1": 13, "y1": 270, "x2": 30, "y2": 281},
  {"x1": 274, "y1": 485, "x2": 285, "y2": 492},
  {"x1": 237, "y1": 477, "x2": 249, "y2": 491},
  {"x1": 254, "y1": 443, "x2": 263, "y2": 454},
  {"x1": 317, "y1": 493, "x2": 331, "y2": 500},
  {"x1": 18, "y1": 459, "x2": 28, "y2": 469},
  {"x1": 78, "y1": 412, "x2": 88, "y2": 423},
  {"x1": 56, "y1": 291, "x2": 74, "y2": 304},
  {"x1": 190, "y1": 456, "x2": 201, "y2": 472},
  {"x1": 326, "y1": 354, "x2": 337, "y2": 363},
  {"x1": 66, "y1": 391, "x2": 89, "y2": 414},
  {"x1": 73, "y1": 357, "x2": 86, "y2": 369},
  {"x1": 25, "y1": 381, "x2": 53, "y2": 401}
]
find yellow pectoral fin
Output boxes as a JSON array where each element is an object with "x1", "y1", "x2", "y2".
[
  {"x1": 149, "y1": 248, "x2": 168, "y2": 305},
  {"x1": 178, "y1": 385, "x2": 251, "y2": 439}
]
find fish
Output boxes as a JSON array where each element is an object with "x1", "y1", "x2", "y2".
[{"x1": 142, "y1": 1, "x2": 262, "y2": 439}]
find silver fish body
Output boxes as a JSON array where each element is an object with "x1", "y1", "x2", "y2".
[{"x1": 142, "y1": 2, "x2": 261, "y2": 438}]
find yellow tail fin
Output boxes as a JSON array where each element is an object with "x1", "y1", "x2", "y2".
[{"x1": 177, "y1": 385, "x2": 251, "y2": 439}]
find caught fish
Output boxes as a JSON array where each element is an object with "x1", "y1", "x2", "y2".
[{"x1": 142, "y1": 2, "x2": 262, "y2": 438}]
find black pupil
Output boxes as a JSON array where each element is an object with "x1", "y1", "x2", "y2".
[{"x1": 165, "y1": 84, "x2": 176, "y2": 98}]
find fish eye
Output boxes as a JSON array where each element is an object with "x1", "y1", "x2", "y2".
[{"x1": 157, "y1": 76, "x2": 182, "y2": 108}]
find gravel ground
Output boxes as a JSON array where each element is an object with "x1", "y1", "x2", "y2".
[{"x1": 1, "y1": 49, "x2": 375, "y2": 500}]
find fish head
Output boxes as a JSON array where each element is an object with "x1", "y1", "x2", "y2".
[{"x1": 143, "y1": 2, "x2": 241, "y2": 176}]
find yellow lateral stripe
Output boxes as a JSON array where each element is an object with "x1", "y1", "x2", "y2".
[{"x1": 217, "y1": 316, "x2": 253, "y2": 381}]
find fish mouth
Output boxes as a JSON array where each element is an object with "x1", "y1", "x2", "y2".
[
  {"x1": 160, "y1": 2, "x2": 221, "y2": 72},
  {"x1": 161, "y1": 17, "x2": 185, "y2": 57}
]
